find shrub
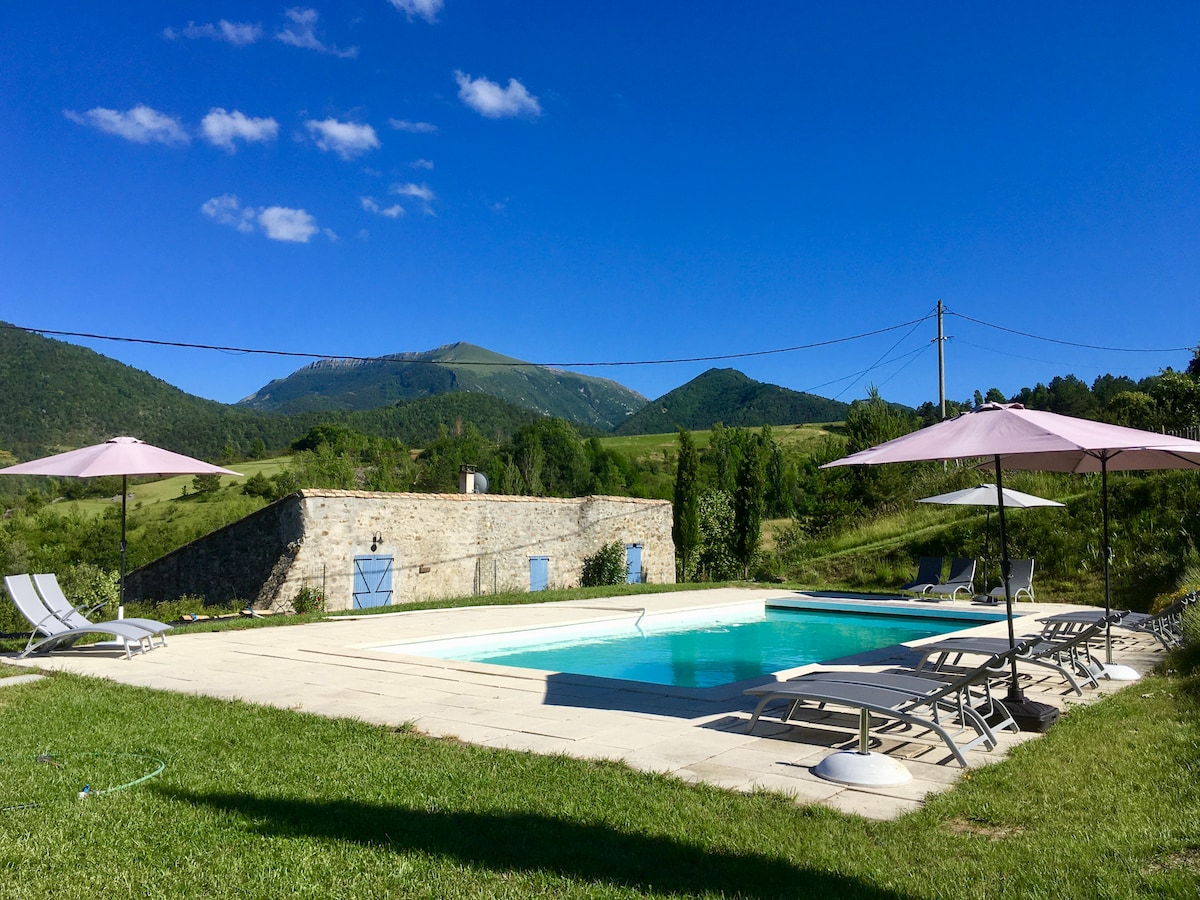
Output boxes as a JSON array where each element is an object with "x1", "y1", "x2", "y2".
[
  {"x1": 291, "y1": 582, "x2": 326, "y2": 615},
  {"x1": 581, "y1": 541, "x2": 627, "y2": 587}
]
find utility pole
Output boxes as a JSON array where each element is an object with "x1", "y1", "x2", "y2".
[{"x1": 937, "y1": 299, "x2": 946, "y2": 420}]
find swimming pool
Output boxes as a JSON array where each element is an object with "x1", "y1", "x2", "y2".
[{"x1": 385, "y1": 600, "x2": 1006, "y2": 689}]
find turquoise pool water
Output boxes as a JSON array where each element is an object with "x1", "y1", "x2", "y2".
[{"x1": 390, "y1": 601, "x2": 1005, "y2": 689}]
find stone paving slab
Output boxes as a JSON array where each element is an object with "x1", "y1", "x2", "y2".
[{"x1": 3, "y1": 587, "x2": 1166, "y2": 821}]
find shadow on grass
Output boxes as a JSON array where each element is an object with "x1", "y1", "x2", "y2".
[{"x1": 157, "y1": 787, "x2": 910, "y2": 899}]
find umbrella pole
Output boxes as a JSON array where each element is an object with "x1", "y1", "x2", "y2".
[
  {"x1": 1102, "y1": 457, "x2": 1112, "y2": 664},
  {"x1": 119, "y1": 474, "x2": 127, "y2": 619},
  {"x1": 993, "y1": 458, "x2": 1021, "y2": 703}
]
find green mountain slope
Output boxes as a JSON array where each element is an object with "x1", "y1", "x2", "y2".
[
  {"x1": 0, "y1": 327, "x2": 546, "y2": 460},
  {"x1": 613, "y1": 368, "x2": 851, "y2": 435},
  {"x1": 237, "y1": 342, "x2": 647, "y2": 431}
]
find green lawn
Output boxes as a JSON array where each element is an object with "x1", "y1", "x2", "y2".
[
  {"x1": 600, "y1": 423, "x2": 840, "y2": 464},
  {"x1": 48, "y1": 457, "x2": 292, "y2": 519},
  {"x1": 1, "y1": 647, "x2": 1198, "y2": 898}
]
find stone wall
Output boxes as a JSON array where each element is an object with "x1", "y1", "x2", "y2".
[
  {"x1": 126, "y1": 489, "x2": 675, "y2": 611},
  {"x1": 124, "y1": 495, "x2": 305, "y2": 607}
]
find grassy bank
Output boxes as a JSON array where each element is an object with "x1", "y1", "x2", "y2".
[{"x1": 0, "y1": 648, "x2": 1197, "y2": 899}]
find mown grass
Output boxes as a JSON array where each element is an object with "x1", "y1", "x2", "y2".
[
  {"x1": 1, "y1": 648, "x2": 1198, "y2": 899},
  {"x1": 599, "y1": 423, "x2": 839, "y2": 464},
  {"x1": 48, "y1": 457, "x2": 292, "y2": 519}
]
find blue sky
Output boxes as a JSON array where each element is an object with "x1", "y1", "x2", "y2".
[{"x1": 2, "y1": 1, "x2": 1198, "y2": 410}]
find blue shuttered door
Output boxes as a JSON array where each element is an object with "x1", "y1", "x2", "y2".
[
  {"x1": 626, "y1": 544, "x2": 643, "y2": 584},
  {"x1": 352, "y1": 555, "x2": 394, "y2": 608},
  {"x1": 530, "y1": 556, "x2": 550, "y2": 592}
]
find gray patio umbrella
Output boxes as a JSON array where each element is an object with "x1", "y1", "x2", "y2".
[
  {"x1": 0, "y1": 437, "x2": 241, "y2": 616},
  {"x1": 918, "y1": 484, "x2": 1064, "y2": 576}
]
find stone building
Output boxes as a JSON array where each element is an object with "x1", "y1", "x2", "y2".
[{"x1": 125, "y1": 489, "x2": 675, "y2": 611}]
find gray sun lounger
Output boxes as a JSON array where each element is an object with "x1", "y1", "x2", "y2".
[
  {"x1": 33, "y1": 573, "x2": 172, "y2": 648},
  {"x1": 1039, "y1": 595, "x2": 1196, "y2": 651},
  {"x1": 900, "y1": 556, "x2": 943, "y2": 596},
  {"x1": 5, "y1": 574, "x2": 154, "y2": 661},
  {"x1": 920, "y1": 557, "x2": 977, "y2": 601},
  {"x1": 913, "y1": 618, "x2": 1114, "y2": 696},
  {"x1": 744, "y1": 646, "x2": 1024, "y2": 768},
  {"x1": 988, "y1": 558, "x2": 1035, "y2": 603}
]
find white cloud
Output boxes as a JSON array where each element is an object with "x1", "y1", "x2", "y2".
[
  {"x1": 202, "y1": 108, "x2": 279, "y2": 151},
  {"x1": 305, "y1": 118, "x2": 380, "y2": 159},
  {"x1": 389, "y1": 118, "x2": 438, "y2": 134},
  {"x1": 387, "y1": 0, "x2": 443, "y2": 23},
  {"x1": 202, "y1": 195, "x2": 322, "y2": 243},
  {"x1": 410, "y1": 158, "x2": 434, "y2": 170},
  {"x1": 454, "y1": 70, "x2": 541, "y2": 119},
  {"x1": 390, "y1": 182, "x2": 435, "y2": 215},
  {"x1": 391, "y1": 182, "x2": 434, "y2": 202},
  {"x1": 258, "y1": 206, "x2": 320, "y2": 242},
  {"x1": 64, "y1": 105, "x2": 189, "y2": 145},
  {"x1": 164, "y1": 20, "x2": 262, "y2": 45},
  {"x1": 276, "y1": 7, "x2": 357, "y2": 57},
  {"x1": 201, "y1": 194, "x2": 257, "y2": 233},
  {"x1": 362, "y1": 196, "x2": 405, "y2": 218}
]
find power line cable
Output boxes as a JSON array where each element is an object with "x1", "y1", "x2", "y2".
[
  {"x1": 4, "y1": 317, "x2": 935, "y2": 370},
  {"x1": 833, "y1": 309, "x2": 933, "y2": 400},
  {"x1": 946, "y1": 309, "x2": 1191, "y2": 354}
]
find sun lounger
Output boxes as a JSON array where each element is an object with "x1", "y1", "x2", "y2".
[
  {"x1": 4, "y1": 574, "x2": 153, "y2": 660},
  {"x1": 920, "y1": 557, "x2": 977, "y2": 601},
  {"x1": 912, "y1": 618, "x2": 1114, "y2": 695},
  {"x1": 988, "y1": 558, "x2": 1035, "y2": 602},
  {"x1": 900, "y1": 556, "x2": 943, "y2": 596},
  {"x1": 744, "y1": 646, "x2": 1024, "y2": 767},
  {"x1": 1038, "y1": 595, "x2": 1195, "y2": 650},
  {"x1": 32, "y1": 573, "x2": 172, "y2": 648}
]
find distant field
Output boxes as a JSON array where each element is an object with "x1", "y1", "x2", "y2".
[
  {"x1": 48, "y1": 457, "x2": 292, "y2": 518},
  {"x1": 600, "y1": 422, "x2": 842, "y2": 462}
]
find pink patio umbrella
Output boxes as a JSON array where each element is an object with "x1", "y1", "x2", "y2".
[
  {"x1": 0, "y1": 437, "x2": 241, "y2": 615},
  {"x1": 823, "y1": 403, "x2": 1200, "y2": 713}
]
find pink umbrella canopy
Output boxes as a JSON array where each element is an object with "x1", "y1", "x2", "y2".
[
  {"x1": 823, "y1": 403, "x2": 1200, "y2": 469},
  {"x1": 0, "y1": 437, "x2": 242, "y2": 615},
  {"x1": 0, "y1": 436, "x2": 241, "y2": 479}
]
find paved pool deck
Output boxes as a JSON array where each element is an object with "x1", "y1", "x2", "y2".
[{"x1": 5, "y1": 587, "x2": 1165, "y2": 820}]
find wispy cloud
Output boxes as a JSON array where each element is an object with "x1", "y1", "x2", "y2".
[
  {"x1": 276, "y1": 8, "x2": 357, "y2": 58},
  {"x1": 305, "y1": 118, "x2": 380, "y2": 159},
  {"x1": 361, "y1": 196, "x2": 405, "y2": 218},
  {"x1": 389, "y1": 118, "x2": 438, "y2": 134},
  {"x1": 454, "y1": 70, "x2": 541, "y2": 119},
  {"x1": 64, "y1": 105, "x2": 189, "y2": 145},
  {"x1": 202, "y1": 194, "x2": 323, "y2": 243},
  {"x1": 410, "y1": 158, "x2": 434, "y2": 170},
  {"x1": 163, "y1": 20, "x2": 262, "y2": 46},
  {"x1": 390, "y1": 182, "x2": 436, "y2": 215},
  {"x1": 387, "y1": 0, "x2": 443, "y2": 24},
  {"x1": 200, "y1": 194, "x2": 258, "y2": 233},
  {"x1": 391, "y1": 182, "x2": 435, "y2": 202},
  {"x1": 202, "y1": 108, "x2": 279, "y2": 151}
]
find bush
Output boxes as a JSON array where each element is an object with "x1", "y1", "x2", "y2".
[
  {"x1": 291, "y1": 582, "x2": 326, "y2": 615},
  {"x1": 581, "y1": 541, "x2": 627, "y2": 587}
]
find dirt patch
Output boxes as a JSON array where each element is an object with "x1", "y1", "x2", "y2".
[
  {"x1": 1145, "y1": 847, "x2": 1200, "y2": 874},
  {"x1": 944, "y1": 817, "x2": 1025, "y2": 840}
]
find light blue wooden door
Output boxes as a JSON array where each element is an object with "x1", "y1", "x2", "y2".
[
  {"x1": 529, "y1": 556, "x2": 550, "y2": 592},
  {"x1": 626, "y1": 544, "x2": 643, "y2": 584},
  {"x1": 353, "y1": 555, "x2": 394, "y2": 608}
]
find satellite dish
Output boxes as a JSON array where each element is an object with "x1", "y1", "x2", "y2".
[{"x1": 473, "y1": 472, "x2": 489, "y2": 494}]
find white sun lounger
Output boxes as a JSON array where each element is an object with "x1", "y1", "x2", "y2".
[
  {"x1": 33, "y1": 573, "x2": 172, "y2": 648},
  {"x1": 5, "y1": 574, "x2": 154, "y2": 661}
]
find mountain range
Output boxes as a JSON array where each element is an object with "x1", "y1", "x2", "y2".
[
  {"x1": 0, "y1": 324, "x2": 856, "y2": 459},
  {"x1": 237, "y1": 342, "x2": 646, "y2": 432}
]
